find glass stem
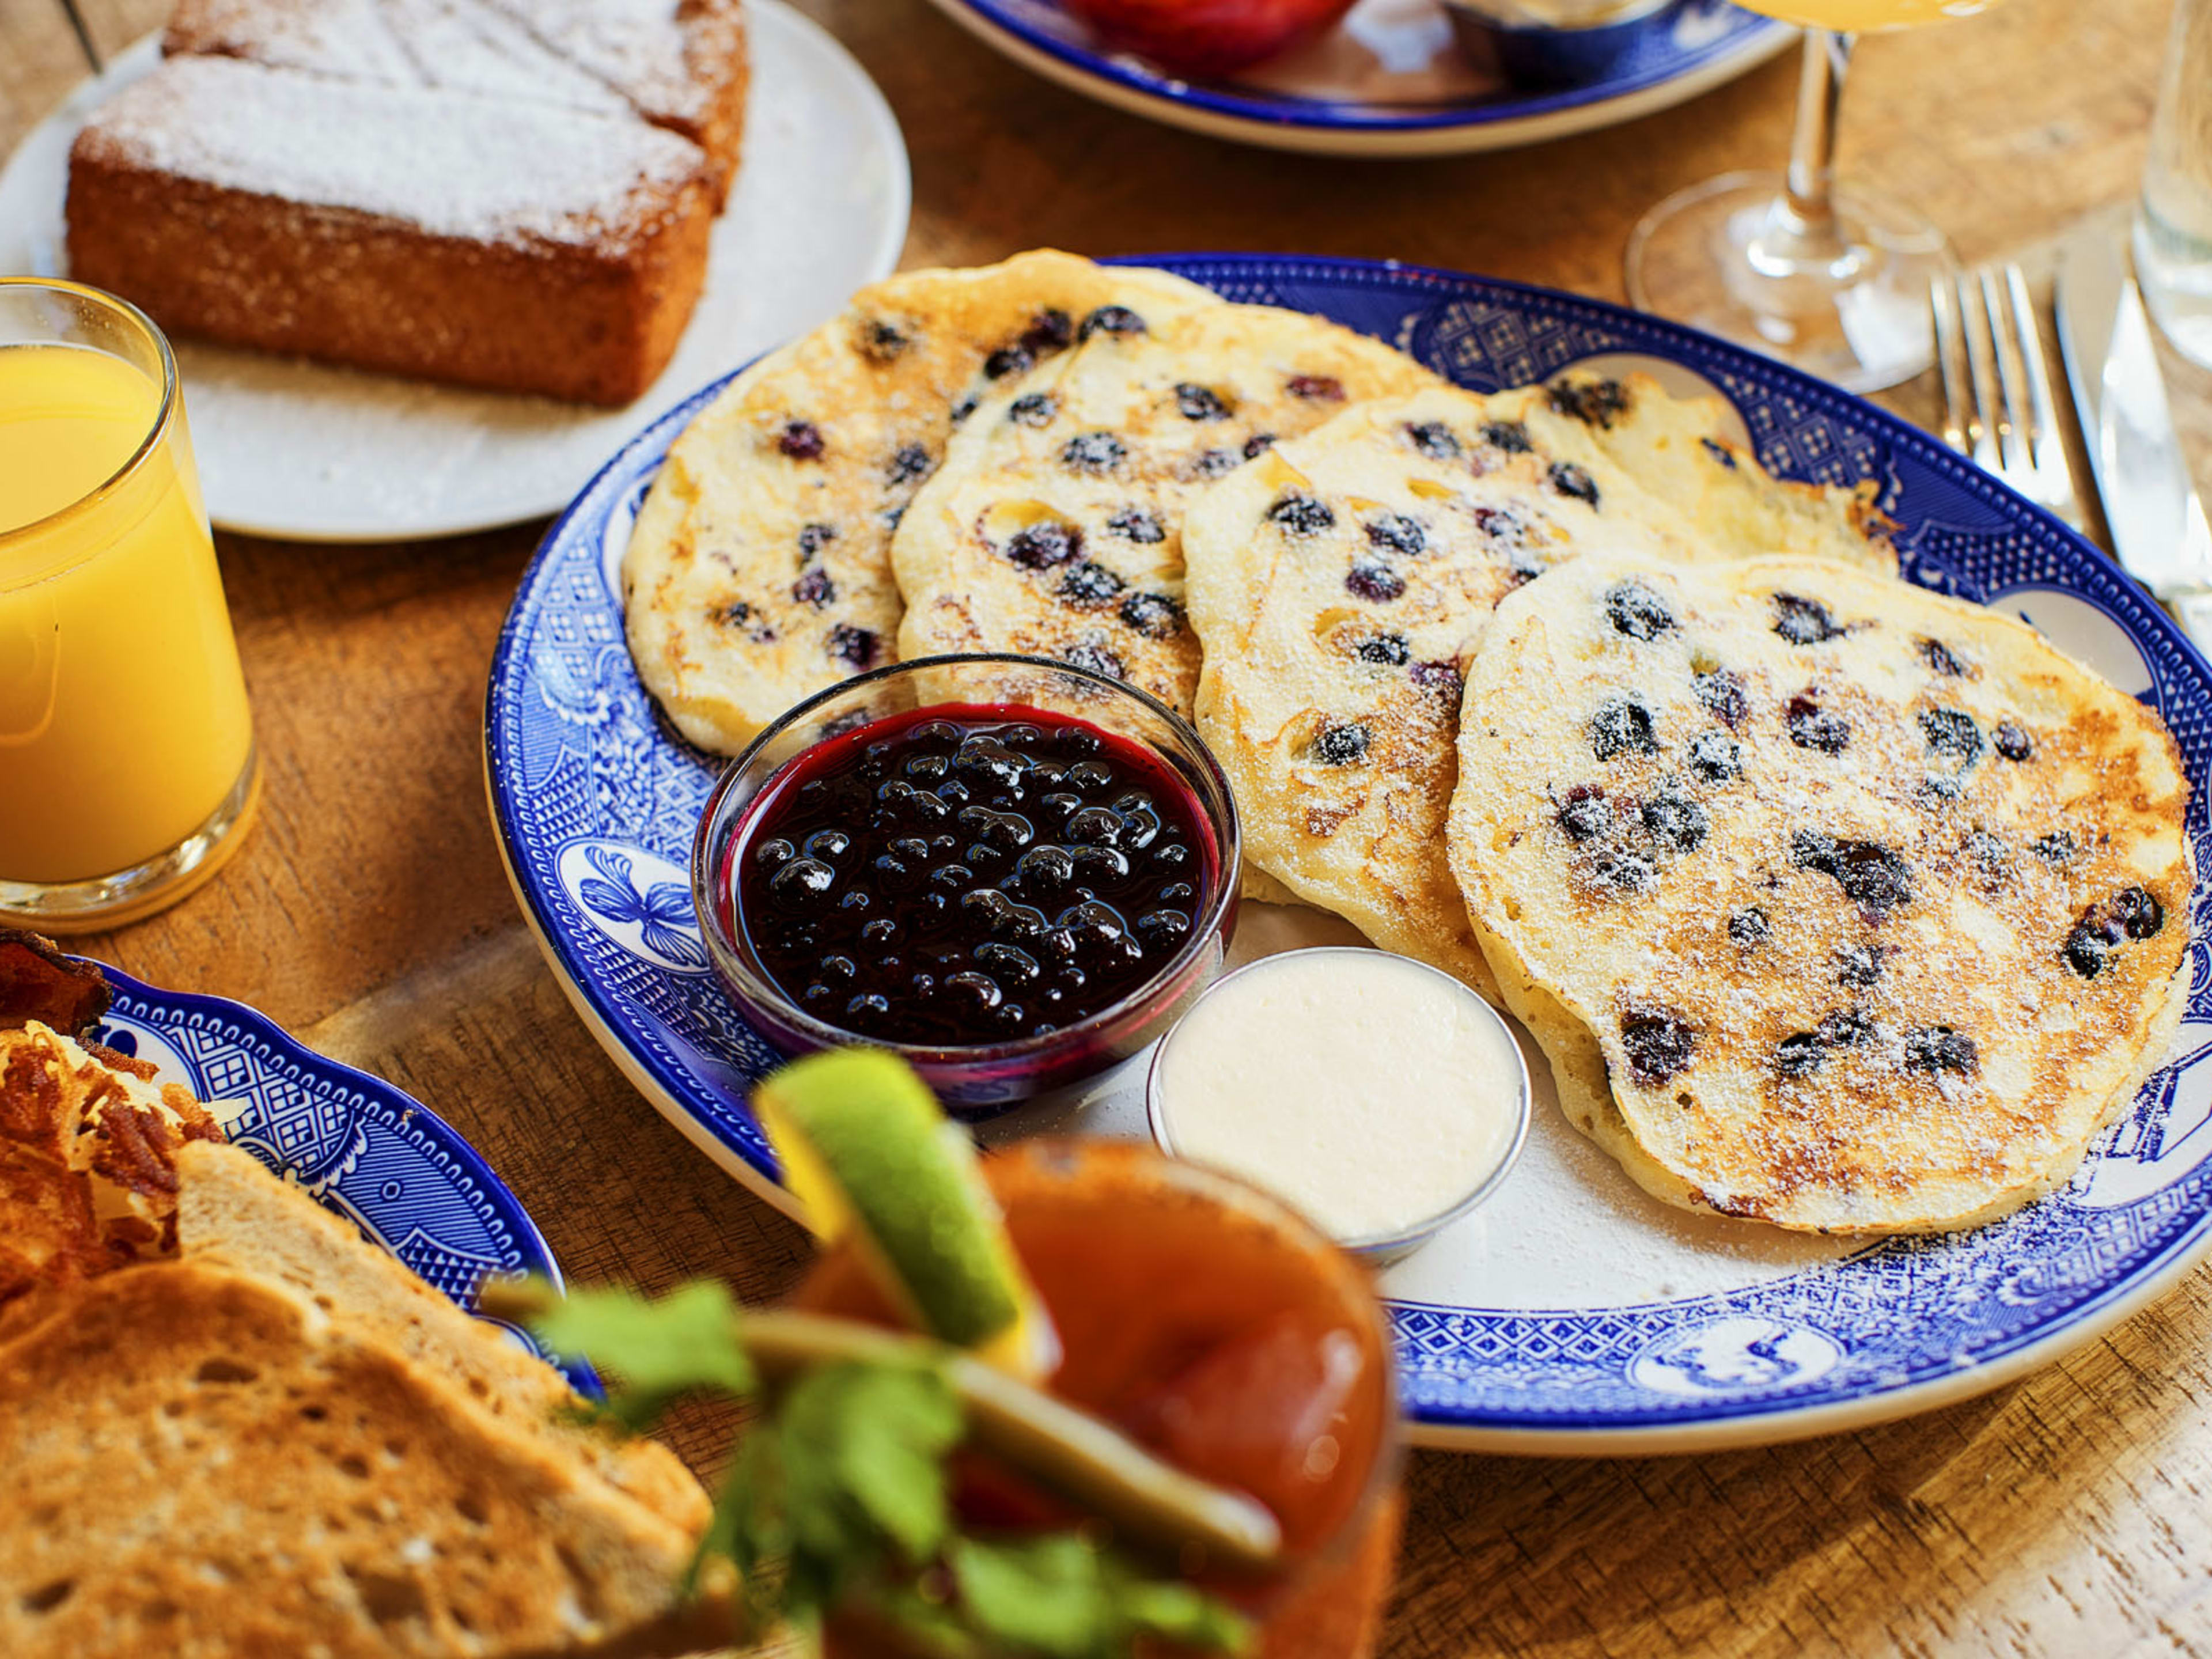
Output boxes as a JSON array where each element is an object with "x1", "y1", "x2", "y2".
[
  {"x1": 1781, "y1": 28, "x2": 1854, "y2": 251},
  {"x1": 1744, "y1": 26, "x2": 1862, "y2": 281}
]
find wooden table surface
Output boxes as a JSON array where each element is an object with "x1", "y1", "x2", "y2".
[{"x1": 6, "y1": 0, "x2": 2212, "y2": 1652}]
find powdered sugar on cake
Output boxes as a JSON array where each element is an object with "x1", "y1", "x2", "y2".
[
  {"x1": 483, "y1": 0, "x2": 739, "y2": 124},
  {"x1": 162, "y1": 0, "x2": 424, "y2": 82},
  {"x1": 380, "y1": 0, "x2": 632, "y2": 112},
  {"x1": 167, "y1": 0, "x2": 736, "y2": 137},
  {"x1": 76, "y1": 55, "x2": 704, "y2": 249}
]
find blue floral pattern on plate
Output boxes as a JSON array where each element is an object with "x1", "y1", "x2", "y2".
[
  {"x1": 944, "y1": 0, "x2": 1786, "y2": 135},
  {"x1": 90, "y1": 965, "x2": 593, "y2": 1393},
  {"x1": 486, "y1": 255, "x2": 2212, "y2": 1447}
]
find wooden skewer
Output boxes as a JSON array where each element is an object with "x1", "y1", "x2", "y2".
[{"x1": 745, "y1": 1310, "x2": 1283, "y2": 1576}]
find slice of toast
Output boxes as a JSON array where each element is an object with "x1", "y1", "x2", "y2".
[
  {"x1": 174, "y1": 1139, "x2": 709, "y2": 1538},
  {"x1": 0, "y1": 1260, "x2": 709, "y2": 1658}
]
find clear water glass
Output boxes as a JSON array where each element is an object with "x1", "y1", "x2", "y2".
[{"x1": 2136, "y1": 0, "x2": 2212, "y2": 369}]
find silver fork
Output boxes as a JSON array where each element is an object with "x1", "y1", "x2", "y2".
[{"x1": 1931, "y1": 263, "x2": 2085, "y2": 532}]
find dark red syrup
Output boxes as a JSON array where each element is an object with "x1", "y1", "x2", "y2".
[{"x1": 726, "y1": 704, "x2": 1218, "y2": 1047}]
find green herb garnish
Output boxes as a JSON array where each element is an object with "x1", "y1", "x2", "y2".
[
  {"x1": 490, "y1": 1279, "x2": 1256, "y2": 1658},
  {"x1": 529, "y1": 1279, "x2": 755, "y2": 1431}
]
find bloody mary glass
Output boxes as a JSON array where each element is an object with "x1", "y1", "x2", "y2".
[{"x1": 793, "y1": 1136, "x2": 1404, "y2": 1658}]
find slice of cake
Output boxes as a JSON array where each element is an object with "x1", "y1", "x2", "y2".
[
  {"x1": 481, "y1": 0, "x2": 749, "y2": 195},
  {"x1": 159, "y1": 0, "x2": 426, "y2": 82},
  {"x1": 164, "y1": 0, "x2": 749, "y2": 199},
  {"x1": 66, "y1": 54, "x2": 717, "y2": 405}
]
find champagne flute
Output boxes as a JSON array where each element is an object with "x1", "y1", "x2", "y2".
[{"x1": 1625, "y1": 1, "x2": 2004, "y2": 393}]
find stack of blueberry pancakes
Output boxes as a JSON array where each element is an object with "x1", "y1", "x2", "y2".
[{"x1": 623, "y1": 252, "x2": 2195, "y2": 1234}]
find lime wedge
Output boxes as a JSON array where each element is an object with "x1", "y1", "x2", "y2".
[{"x1": 756, "y1": 1049, "x2": 1057, "y2": 1380}]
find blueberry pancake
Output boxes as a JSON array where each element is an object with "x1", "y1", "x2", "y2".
[
  {"x1": 1181, "y1": 386, "x2": 1749, "y2": 994},
  {"x1": 889, "y1": 303, "x2": 1441, "y2": 717},
  {"x1": 622, "y1": 251, "x2": 1219, "y2": 753},
  {"x1": 1508, "y1": 369, "x2": 1899, "y2": 573},
  {"x1": 1449, "y1": 551, "x2": 2195, "y2": 1233}
]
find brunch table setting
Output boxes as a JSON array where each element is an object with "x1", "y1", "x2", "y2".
[{"x1": 5, "y1": 0, "x2": 2212, "y2": 1652}]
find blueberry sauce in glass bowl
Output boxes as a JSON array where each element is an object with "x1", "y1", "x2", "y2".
[
  {"x1": 734, "y1": 705, "x2": 1215, "y2": 1046},
  {"x1": 693, "y1": 654, "x2": 1242, "y2": 1115}
]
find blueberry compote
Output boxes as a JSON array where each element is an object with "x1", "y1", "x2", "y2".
[{"x1": 730, "y1": 705, "x2": 1217, "y2": 1047}]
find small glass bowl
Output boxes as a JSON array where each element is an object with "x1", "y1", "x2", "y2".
[
  {"x1": 692, "y1": 653, "x2": 1241, "y2": 1117},
  {"x1": 1440, "y1": 0, "x2": 1675, "y2": 88},
  {"x1": 1145, "y1": 946, "x2": 1531, "y2": 1264}
]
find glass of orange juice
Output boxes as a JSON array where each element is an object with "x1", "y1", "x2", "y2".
[
  {"x1": 1, "y1": 279, "x2": 259, "y2": 931},
  {"x1": 1624, "y1": 2, "x2": 2003, "y2": 392}
]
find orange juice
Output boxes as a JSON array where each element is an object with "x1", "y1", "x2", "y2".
[{"x1": 1, "y1": 339, "x2": 254, "y2": 888}]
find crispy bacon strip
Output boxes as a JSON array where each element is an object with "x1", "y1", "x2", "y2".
[
  {"x1": 0, "y1": 929, "x2": 111, "y2": 1036},
  {"x1": 0, "y1": 1020, "x2": 223, "y2": 1308}
]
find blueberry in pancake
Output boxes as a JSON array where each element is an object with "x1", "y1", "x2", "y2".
[
  {"x1": 1449, "y1": 551, "x2": 2195, "y2": 1233},
  {"x1": 888, "y1": 302, "x2": 1441, "y2": 718},
  {"x1": 622, "y1": 251, "x2": 1221, "y2": 753},
  {"x1": 1508, "y1": 368, "x2": 1899, "y2": 575},
  {"x1": 1181, "y1": 384, "x2": 1820, "y2": 995}
]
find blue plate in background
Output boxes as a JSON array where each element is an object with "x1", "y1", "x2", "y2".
[
  {"x1": 921, "y1": 0, "x2": 1794, "y2": 156},
  {"x1": 91, "y1": 965, "x2": 593, "y2": 1394}
]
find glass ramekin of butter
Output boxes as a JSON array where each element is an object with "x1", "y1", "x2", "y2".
[{"x1": 1146, "y1": 946, "x2": 1531, "y2": 1264}]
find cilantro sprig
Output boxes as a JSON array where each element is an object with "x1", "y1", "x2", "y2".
[{"x1": 500, "y1": 1279, "x2": 1257, "y2": 1658}]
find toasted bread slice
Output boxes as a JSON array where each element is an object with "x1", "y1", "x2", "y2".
[
  {"x1": 175, "y1": 1139, "x2": 709, "y2": 1537},
  {"x1": 0, "y1": 1260, "x2": 707, "y2": 1658}
]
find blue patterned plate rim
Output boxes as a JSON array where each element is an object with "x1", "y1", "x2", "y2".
[
  {"x1": 934, "y1": 0, "x2": 1790, "y2": 132},
  {"x1": 83, "y1": 961, "x2": 594, "y2": 1395},
  {"x1": 486, "y1": 251, "x2": 2212, "y2": 1449}
]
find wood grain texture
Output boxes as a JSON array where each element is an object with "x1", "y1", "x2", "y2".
[{"x1": 5, "y1": 0, "x2": 2211, "y2": 1651}]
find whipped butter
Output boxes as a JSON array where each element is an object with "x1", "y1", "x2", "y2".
[{"x1": 1148, "y1": 948, "x2": 1528, "y2": 1250}]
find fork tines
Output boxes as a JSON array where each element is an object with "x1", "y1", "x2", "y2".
[{"x1": 1932, "y1": 263, "x2": 2083, "y2": 530}]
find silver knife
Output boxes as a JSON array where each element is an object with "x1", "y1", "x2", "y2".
[{"x1": 2055, "y1": 221, "x2": 2212, "y2": 656}]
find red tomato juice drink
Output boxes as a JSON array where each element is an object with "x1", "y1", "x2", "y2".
[{"x1": 794, "y1": 1137, "x2": 1403, "y2": 1658}]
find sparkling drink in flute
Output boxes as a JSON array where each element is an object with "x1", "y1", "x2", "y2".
[{"x1": 1626, "y1": 0, "x2": 2005, "y2": 391}]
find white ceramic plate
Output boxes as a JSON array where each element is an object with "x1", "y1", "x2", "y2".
[
  {"x1": 0, "y1": 2, "x2": 909, "y2": 541},
  {"x1": 922, "y1": 0, "x2": 1795, "y2": 158}
]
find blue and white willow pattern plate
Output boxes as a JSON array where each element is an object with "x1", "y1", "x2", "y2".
[
  {"x1": 90, "y1": 965, "x2": 590, "y2": 1392},
  {"x1": 486, "y1": 255, "x2": 2212, "y2": 1452},
  {"x1": 920, "y1": 0, "x2": 1793, "y2": 158}
]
